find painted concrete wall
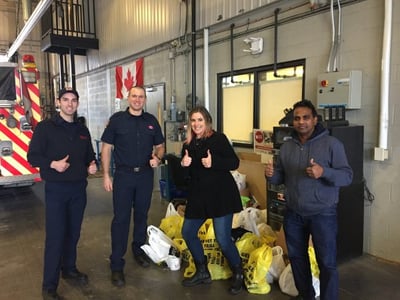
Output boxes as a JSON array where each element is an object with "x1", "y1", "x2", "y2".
[{"x1": 75, "y1": 0, "x2": 400, "y2": 263}]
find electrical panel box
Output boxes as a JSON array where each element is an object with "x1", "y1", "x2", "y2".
[{"x1": 317, "y1": 70, "x2": 362, "y2": 109}]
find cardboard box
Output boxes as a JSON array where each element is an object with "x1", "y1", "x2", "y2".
[{"x1": 236, "y1": 152, "x2": 267, "y2": 209}]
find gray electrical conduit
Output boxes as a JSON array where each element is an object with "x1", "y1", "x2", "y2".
[{"x1": 327, "y1": 0, "x2": 342, "y2": 72}]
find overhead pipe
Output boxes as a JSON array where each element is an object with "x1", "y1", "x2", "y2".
[
  {"x1": 191, "y1": 0, "x2": 196, "y2": 109},
  {"x1": 22, "y1": 0, "x2": 32, "y2": 24},
  {"x1": 229, "y1": 23, "x2": 243, "y2": 84},
  {"x1": 326, "y1": 0, "x2": 342, "y2": 72},
  {"x1": 59, "y1": 54, "x2": 65, "y2": 90},
  {"x1": 203, "y1": 28, "x2": 209, "y2": 110},
  {"x1": 6, "y1": 0, "x2": 53, "y2": 61},
  {"x1": 69, "y1": 48, "x2": 77, "y2": 90},
  {"x1": 273, "y1": 8, "x2": 295, "y2": 78},
  {"x1": 333, "y1": 0, "x2": 342, "y2": 71},
  {"x1": 229, "y1": 24, "x2": 236, "y2": 83},
  {"x1": 374, "y1": 0, "x2": 392, "y2": 161}
]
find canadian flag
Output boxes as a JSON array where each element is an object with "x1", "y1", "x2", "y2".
[{"x1": 115, "y1": 57, "x2": 144, "y2": 99}]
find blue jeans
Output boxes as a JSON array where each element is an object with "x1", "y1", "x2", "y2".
[
  {"x1": 182, "y1": 214, "x2": 241, "y2": 267},
  {"x1": 283, "y1": 209, "x2": 338, "y2": 300}
]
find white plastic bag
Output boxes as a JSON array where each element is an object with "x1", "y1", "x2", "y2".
[
  {"x1": 278, "y1": 263, "x2": 320, "y2": 297},
  {"x1": 233, "y1": 207, "x2": 263, "y2": 236},
  {"x1": 231, "y1": 170, "x2": 247, "y2": 191},
  {"x1": 279, "y1": 263, "x2": 298, "y2": 296},
  {"x1": 141, "y1": 225, "x2": 176, "y2": 264},
  {"x1": 266, "y1": 246, "x2": 286, "y2": 283},
  {"x1": 165, "y1": 202, "x2": 179, "y2": 218}
]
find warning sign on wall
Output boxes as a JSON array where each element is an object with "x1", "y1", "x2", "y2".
[{"x1": 253, "y1": 129, "x2": 273, "y2": 154}]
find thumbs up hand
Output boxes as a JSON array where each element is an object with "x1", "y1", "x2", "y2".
[
  {"x1": 87, "y1": 160, "x2": 97, "y2": 175},
  {"x1": 50, "y1": 155, "x2": 70, "y2": 173},
  {"x1": 306, "y1": 158, "x2": 323, "y2": 179},
  {"x1": 201, "y1": 149, "x2": 212, "y2": 168},
  {"x1": 265, "y1": 160, "x2": 274, "y2": 177},
  {"x1": 181, "y1": 149, "x2": 192, "y2": 167}
]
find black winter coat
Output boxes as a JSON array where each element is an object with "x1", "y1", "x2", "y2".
[{"x1": 181, "y1": 131, "x2": 242, "y2": 219}]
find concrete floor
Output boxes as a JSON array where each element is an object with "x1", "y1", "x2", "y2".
[{"x1": 1, "y1": 177, "x2": 400, "y2": 300}]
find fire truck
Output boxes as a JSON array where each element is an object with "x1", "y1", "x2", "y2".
[{"x1": 0, "y1": 54, "x2": 42, "y2": 187}]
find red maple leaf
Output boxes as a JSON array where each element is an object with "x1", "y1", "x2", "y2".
[{"x1": 124, "y1": 69, "x2": 136, "y2": 91}]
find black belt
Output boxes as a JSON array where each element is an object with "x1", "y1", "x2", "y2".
[{"x1": 116, "y1": 165, "x2": 150, "y2": 173}]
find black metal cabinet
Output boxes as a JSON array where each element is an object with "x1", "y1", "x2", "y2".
[{"x1": 266, "y1": 125, "x2": 364, "y2": 262}]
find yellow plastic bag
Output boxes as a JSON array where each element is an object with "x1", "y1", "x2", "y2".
[
  {"x1": 202, "y1": 220, "x2": 219, "y2": 250},
  {"x1": 197, "y1": 218, "x2": 213, "y2": 240},
  {"x1": 244, "y1": 244, "x2": 273, "y2": 294},
  {"x1": 183, "y1": 219, "x2": 231, "y2": 280},
  {"x1": 173, "y1": 219, "x2": 213, "y2": 264},
  {"x1": 173, "y1": 238, "x2": 191, "y2": 262},
  {"x1": 308, "y1": 246, "x2": 320, "y2": 277},
  {"x1": 183, "y1": 250, "x2": 232, "y2": 280},
  {"x1": 205, "y1": 249, "x2": 232, "y2": 280},
  {"x1": 159, "y1": 215, "x2": 183, "y2": 240},
  {"x1": 235, "y1": 232, "x2": 264, "y2": 265}
]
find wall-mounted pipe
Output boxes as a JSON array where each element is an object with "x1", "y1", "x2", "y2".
[
  {"x1": 273, "y1": 8, "x2": 295, "y2": 79},
  {"x1": 333, "y1": 0, "x2": 342, "y2": 71},
  {"x1": 22, "y1": 0, "x2": 32, "y2": 24},
  {"x1": 374, "y1": 0, "x2": 392, "y2": 161},
  {"x1": 6, "y1": 0, "x2": 53, "y2": 61},
  {"x1": 203, "y1": 28, "x2": 209, "y2": 110},
  {"x1": 191, "y1": 0, "x2": 197, "y2": 109},
  {"x1": 326, "y1": 0, "x2": 342, "y2": 72},
  {"x1": 230, "y1": 23, "x2": 236, "y2": 83}
]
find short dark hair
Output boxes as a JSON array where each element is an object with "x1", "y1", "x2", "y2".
[{"x1": 293, "y1": 99, "x2": 318, "y2": 117}]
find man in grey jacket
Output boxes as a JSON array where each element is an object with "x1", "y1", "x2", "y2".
[{"x1": 265, "y1": 100, "x2": 352, "y2": 300}]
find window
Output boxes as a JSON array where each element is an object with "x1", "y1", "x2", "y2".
[{"x1": 217, "y1": 59, "x2": 305, "y2": 147}]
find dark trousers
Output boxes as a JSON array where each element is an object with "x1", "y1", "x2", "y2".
[
  {"x1": 284, "y1": 209, "x2": 338, "y2": 300},
  {"x1": 42, "y1": 180, "x2": 88, "y2": 291},
  {"x1": 110, "y1": 168, "x2": 153, "y2": 271}
]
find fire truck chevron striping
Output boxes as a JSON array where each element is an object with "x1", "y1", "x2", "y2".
[{"x1": 0, "y1": 54, "x2": 41, "y2": 187}]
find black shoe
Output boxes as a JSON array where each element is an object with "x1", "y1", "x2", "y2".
[
  {"x1": 228, "y1": 265, "x2": 244, "y2": 295},
  {"x1": 42, "y1": 289, "x2": 60, "y2": 300},
  {"x1": 62, "y1": 269, "x2": 89, "y2": 285},
  {"x1": 182, "y1": 259, "x2": 212, "y2": 287},
  {"x1": 134, "y1": 253, "x2": 151, "y2": 268},
  {"x1": 111, "y1": 271, "x2": 125, "y2": 287}
]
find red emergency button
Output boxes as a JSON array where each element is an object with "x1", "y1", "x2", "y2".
[{"x1": 320, "y1": 80, "x2": 328, "y2": 87}]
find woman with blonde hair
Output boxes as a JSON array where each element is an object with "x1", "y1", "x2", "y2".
[{"x1": 180, "y1": 106, "x2": 244, "y2": 294}]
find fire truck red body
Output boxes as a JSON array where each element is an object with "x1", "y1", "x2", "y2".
[{"x1": 0, "y1": 55, "x2": 41, "y2": 187}]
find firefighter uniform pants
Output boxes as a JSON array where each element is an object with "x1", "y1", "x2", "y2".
[
  {"x1": 42, "y1": 180, "x2": 88, "y2": 291},
  {"x1": 109, "y1": 168, "x2": 154, "y2": 271}
]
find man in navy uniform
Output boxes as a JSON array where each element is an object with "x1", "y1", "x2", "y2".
[
  {"x1": 28, "y1": 88, "x2": 97, "y2": 300},
  {"x1": 101, "y1": 86, "x2": 165, "y2": 287}
]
